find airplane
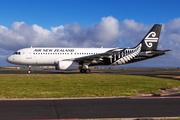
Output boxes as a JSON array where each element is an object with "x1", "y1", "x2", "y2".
[{"x1": 6, "y1": 24, "x2": 171, "y2": 74}]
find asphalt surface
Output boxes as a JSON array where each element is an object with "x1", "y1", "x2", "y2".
[
  {"x1": 0, "y1": 97, "x2": 180, "y2": 119},
  {"x1": 0, "y1": 69, "x2": 180, "y2": 119}
]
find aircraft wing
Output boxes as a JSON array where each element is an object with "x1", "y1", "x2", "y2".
[{"x1": 63, "y1": 48, "x2": 122, "y2": 62}]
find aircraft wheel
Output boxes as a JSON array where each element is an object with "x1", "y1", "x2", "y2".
[
  {"x1": 27, "y1": 70, "x2": 31, "y2": 74},
  {"x1": 80, "y1": 69, "x2": 85, "y2": 73},
  {"x1": 85, "y1": 69, "x2": 91, "y2": 74}
]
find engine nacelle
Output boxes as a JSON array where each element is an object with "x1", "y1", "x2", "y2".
[{"x1": 56, "y1": 61, "x2": 79, "y2": 71}]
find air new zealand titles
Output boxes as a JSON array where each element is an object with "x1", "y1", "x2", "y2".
[{"x1": 34, "y1": 49, "x2": 75, "y2": 52}]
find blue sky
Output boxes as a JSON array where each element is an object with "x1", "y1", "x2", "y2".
[
  {"x1": 1, "y1": 0, "x2": 179, "y2": 28},
  {"x1": 0, "y1": 0, "x2": 180, "y2": 67}
]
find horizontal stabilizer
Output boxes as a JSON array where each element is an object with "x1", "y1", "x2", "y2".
[{"x1": 147, "y1": 49, "x2": 172, "y2": 55}]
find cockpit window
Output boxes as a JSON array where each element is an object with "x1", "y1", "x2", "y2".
[{"x1": 13, "y1": 52, "x2": 21, "y2": 55}]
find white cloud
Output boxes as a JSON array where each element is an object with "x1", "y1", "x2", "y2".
[
  {"x1": 86, "y1": 16, "x2": 120, "y2": 47},
  {"x1": 12, "y1": 22, "x2": 25, "y2": 30},
  {"x1": 32, "y1": 24, "x2": 50, "y2": 35},
  {"x1": 0, "y1": 16, "x2": 180, "y2": 67},
  {"x1": 122, "y1": 19, "x2": 145, "y2": 32},
  {"x1": 0, "y1": 25, "x2": 8, "y2": 32},
  {"x1": 51, "y1": 25, "x2": 64, "y2": 32}
]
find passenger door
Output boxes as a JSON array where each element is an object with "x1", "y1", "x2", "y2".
[{"x1": 26, "y1": 48, "x2": 32, "y2": 59}]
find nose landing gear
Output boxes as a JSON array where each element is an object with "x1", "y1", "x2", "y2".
[{"x1": 27, "y1": 66, "x2": 31, "y2": 74}]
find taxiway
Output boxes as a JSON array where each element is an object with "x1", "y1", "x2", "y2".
[{"x1": 0, "y1": 68, "x2": 180, "y2": 80}]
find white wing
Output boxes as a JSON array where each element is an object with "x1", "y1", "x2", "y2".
[{"x1": 63, "y1": 48, "x2": 122, "y2": 62}]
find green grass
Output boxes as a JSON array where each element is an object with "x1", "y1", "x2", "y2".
[{"x1": 0, "y1": 74, "x2": 180, "y2": 98}]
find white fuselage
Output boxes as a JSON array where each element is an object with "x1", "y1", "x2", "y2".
[{"x1": 7, "y1": 47, "x2": 115, "y2": 66}]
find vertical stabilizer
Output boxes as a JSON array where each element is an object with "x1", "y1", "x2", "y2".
[{"x1": 139, "y1": 24, "x2": 162, "y2": 51}]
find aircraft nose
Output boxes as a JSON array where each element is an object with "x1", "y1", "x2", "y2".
[{"x1": 6, "y1": 56, "x2": 13, "y2": 63}]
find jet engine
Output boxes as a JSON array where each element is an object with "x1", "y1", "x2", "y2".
[{"x1": 55, "y1": 61, "x2": 79, "y2": 70}]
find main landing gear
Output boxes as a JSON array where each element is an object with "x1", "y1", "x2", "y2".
[{"x1": 80, "y1": 69, "x2": 91, "y2": 74}]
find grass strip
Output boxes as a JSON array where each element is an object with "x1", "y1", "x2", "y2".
[{"x1": 0, "y1": 74, "x2": 180, "y2": 98}]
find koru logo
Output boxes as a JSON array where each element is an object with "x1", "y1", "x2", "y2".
[{"x1": 144, "y1": 32, "x2": 158, "y2": 48}]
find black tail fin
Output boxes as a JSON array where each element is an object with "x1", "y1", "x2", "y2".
[{"x1": 138, "y1": 24, "x2": 162, "y2": 51}]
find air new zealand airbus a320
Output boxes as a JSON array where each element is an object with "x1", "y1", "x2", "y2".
[{"x1": 7, "y1": 24, "x2": 171, "y2": 73}]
